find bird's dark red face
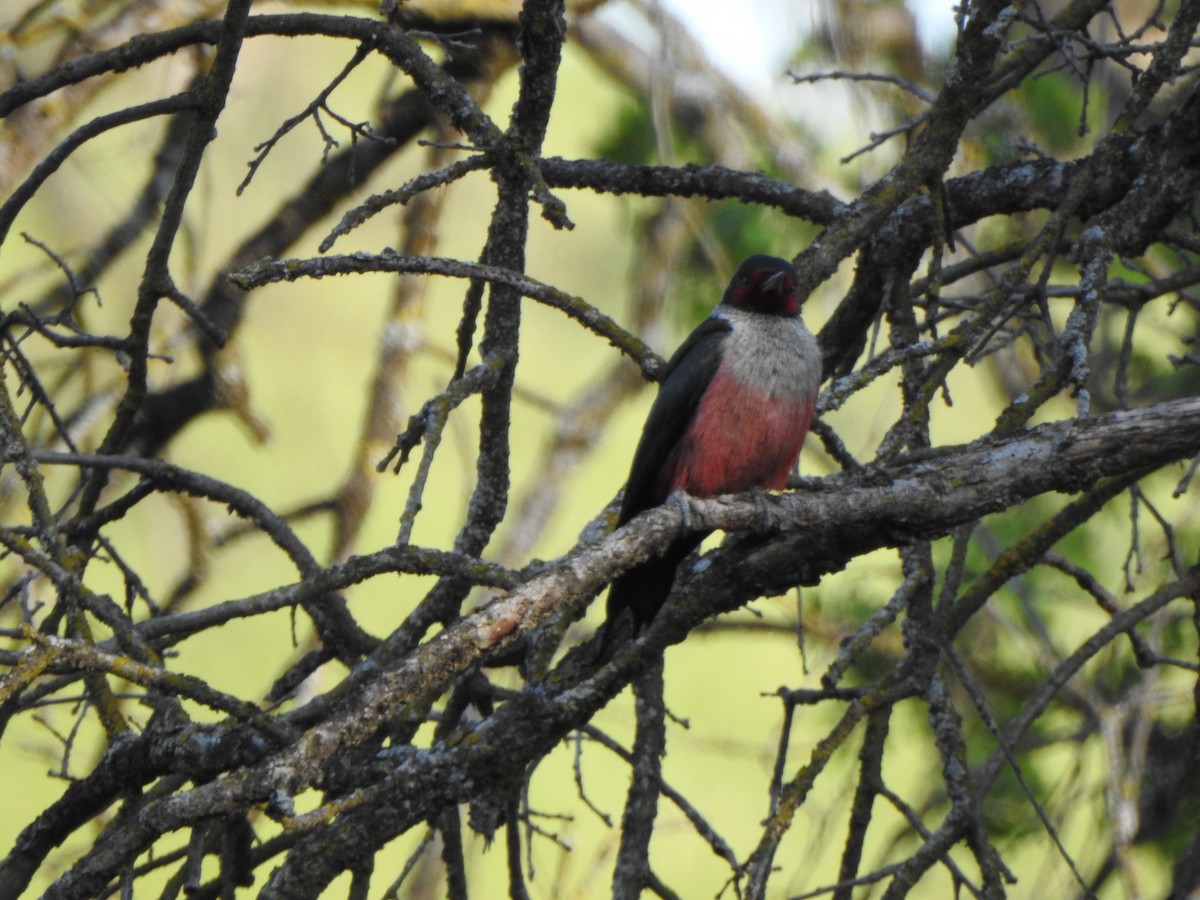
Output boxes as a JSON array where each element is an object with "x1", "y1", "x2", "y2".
[{"x1": 723, "y1": 255, "x2": 801, "y2": 316}]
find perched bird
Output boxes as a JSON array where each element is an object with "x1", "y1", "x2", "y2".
[{"x1": 604, "y1": 254, "x2": 822, "y2": 642}]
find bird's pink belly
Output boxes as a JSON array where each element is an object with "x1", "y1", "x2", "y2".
[{"x1": 662, "y1": 371, "x2": 814, "y2": 497}]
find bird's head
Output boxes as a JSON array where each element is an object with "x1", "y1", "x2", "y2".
[{"x1": 722, "y1": 255, "x2": 801, "y2": 316}]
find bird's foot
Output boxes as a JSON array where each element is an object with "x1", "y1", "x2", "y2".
[
  {"x1": 669, "y1": 490, "x2": 701, "y2": 533},
  {"x1": 749, "y1": 487, "x2": 775, "y2": 533}
]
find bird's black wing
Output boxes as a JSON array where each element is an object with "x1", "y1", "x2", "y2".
[
  {"x1": 600, "y1": 316, "x2": 731, "y2": 643},
  {"x1": 617, "y1": 315, "x2": 731, "y2": 526}
]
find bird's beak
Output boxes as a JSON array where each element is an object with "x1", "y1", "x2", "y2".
[{"x1": 761, "y1": 271, "x2": 787, "y2": 293}]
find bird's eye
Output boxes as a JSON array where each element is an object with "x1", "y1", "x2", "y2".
[{"x1": 740, "y1": 275, "x2": 752, "y2": 286}]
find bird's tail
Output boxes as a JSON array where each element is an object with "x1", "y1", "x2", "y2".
[{"x1": 595, "y1": 534, "x2": 707, "y2": 663}]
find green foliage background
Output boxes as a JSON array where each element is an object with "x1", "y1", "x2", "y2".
[{"x1": 2, "y1": 1, "x2": 1200, "y2": 896}]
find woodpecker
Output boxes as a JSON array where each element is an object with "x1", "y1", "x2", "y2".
[{"x1": 604, "y1": 254, "x2": 822, "y2": 641}]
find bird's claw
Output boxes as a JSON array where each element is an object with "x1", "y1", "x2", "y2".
[
  {"x1": 670, "y1": 491, "x2": 700, "y2": 532},
  {"x1": 750, "y1": 487, "x2": 774, "y2": 533}
]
